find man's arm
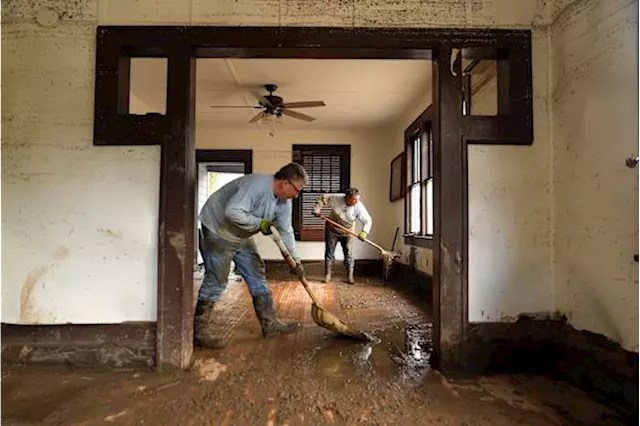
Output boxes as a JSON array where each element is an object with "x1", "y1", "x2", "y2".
[
  {"x1": 356, "y1": 203, "x2": 373, "y2": 234},
  {"x1": 274, "y1": 201, "x2": 301, "y2": 262},
  {"x1": 224, "y1": 182, "x2": 262, "y2": 232}
]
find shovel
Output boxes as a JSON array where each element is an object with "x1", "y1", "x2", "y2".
[
  {"x1": 269, "y1": 226, "x2": 370, "y2": 341},
  {"x1": 318, "y1": 215, "x2": 400, "y2": 279}
]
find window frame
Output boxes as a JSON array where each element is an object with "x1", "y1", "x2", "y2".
[
  {"x1": 292, "y1": 144, "x2": 351, "y2": 242},
  {"x1": 404, "y1": 106, "x2": 434, "y2": 249}
]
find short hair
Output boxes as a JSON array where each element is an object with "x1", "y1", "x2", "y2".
[
  {"x1": 345, "y1": 188, "x2": 360, "y2": 198},
  {"x1": 274, "y1": 162, "x2": 309, "y2": 184}
]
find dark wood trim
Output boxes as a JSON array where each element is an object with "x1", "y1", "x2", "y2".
[
  {"x1": 97, "y1": 26, "x2": 530, "y2": 57},
  {"x1": 156, "y1": 49, "x2": 196, "y2": 371},
  {"x1": 91, "y1": 25, "x2": 534, "y2": 371},
  {"x1": 1, "y1": 323, "x2": 156, "y2": 370},
  {"x1": 432, "y1": 48, "x2": 468, "y2": 369},
  {"x1": 404, "y1": 235, "x2": 434, "y2": 249},
  {"x1": 196, "y1": 149, "x2": 253, "y2": 174}
]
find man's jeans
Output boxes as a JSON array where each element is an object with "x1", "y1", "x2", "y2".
[
  {"x1": 324, "y1": 227, "x2": 354, "y2": 270},
  {"x1": 197, "y1": 226, "x2": 269, "y2": 303}
]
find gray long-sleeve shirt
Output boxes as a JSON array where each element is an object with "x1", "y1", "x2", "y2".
[{"x1": 199, "y1": 174, "x2": 300, "y2": 260}]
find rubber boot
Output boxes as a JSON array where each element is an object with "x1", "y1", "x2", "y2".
[
  {"x1": 324, "y1": 261, "x2": 333, "y2": 283},
  {"x1": 347, "y1": 266, "x2": 355, "y2": 285},
  {"x1": 252, "y1": 293, "x2": 297, "y2": 337},
  {"x1": 193, "y1": 300, "x2": 226, "y2": 349}
]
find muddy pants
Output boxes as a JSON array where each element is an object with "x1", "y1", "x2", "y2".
[
  {"x1": 197, "y1": 226, "x2": 269, "y2": 303},
  {"x1": 324, "y1": 227, "x2": 355, "y2": 270}
]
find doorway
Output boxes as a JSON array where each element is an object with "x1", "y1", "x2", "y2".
[{"x1": 93, "y1": 27, "x2": 533, "y2": 370}]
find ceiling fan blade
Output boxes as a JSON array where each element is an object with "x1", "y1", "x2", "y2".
[
  {"x1": 281, "y1": 101, "x2": 326, "y2": 109},
  {"x1": 209, "y1": 105, "x2": 262, "y2": 109},
  {"x1": 249, "y1": 111, "x2": 268, "y2": 123},
  {"x1": 250, "y1": 91, "x2": 273, "y2": 107},
  {"x1": 281, "y1": 109, "x2": 315, "y2": 122}
]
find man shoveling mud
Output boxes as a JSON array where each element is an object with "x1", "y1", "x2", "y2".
[
  {"x1": 314, "y1": 188, "x2": 372, "y2": 284},
  {"x1": 195, "y1": 162, "x2": 308, "y2": 348}
]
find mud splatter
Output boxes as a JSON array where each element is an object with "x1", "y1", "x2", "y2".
[
  {"x1": 19, "y1": 265, "x2": 50, "y2": 322},
  {"x1": 193, "y1": 357, "x2": 228, "y2": 382},
  {"x1": 19, "y1": 246, "x2": 69, "y2": 322},
  {"x1": 97, "y1": 228, "x2": 120, "y2": 239}
]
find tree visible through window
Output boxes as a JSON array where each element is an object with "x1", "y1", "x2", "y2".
[
  {"x1": 405, "y1": 106, "x2": 433, "y2": 244},
  {"x1": 292, "y1": 144, "x2": 351, "y2": 241}
]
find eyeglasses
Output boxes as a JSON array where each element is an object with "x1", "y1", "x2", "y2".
[{"x1": 287, "y1": 180, "x2": 303, "y2": 194}]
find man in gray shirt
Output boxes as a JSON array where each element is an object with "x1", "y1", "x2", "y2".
[
  {"x1": 196, "y1": 162, "x2": 308, "y2": 348},
  {"x1": 314, "y1": 188, "x2": 372, "y2": 284}
]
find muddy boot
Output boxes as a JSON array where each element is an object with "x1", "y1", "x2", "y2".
[
  {"x1": 324, "y1": 261, "x2": 333, "y2": 283},
  {"x1": 252, "y1": 293, "x2": 297, "y2": 338},
  {"x1": 347, "y1": 267, "x2": 355, "y2": 285},
  {"x1": 194, "y1": 300, "x2": 226, "y2": 349}
]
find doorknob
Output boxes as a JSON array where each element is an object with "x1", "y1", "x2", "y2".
[{"x1": 625, "y1": 156, "x2": 638, "y2": 168}]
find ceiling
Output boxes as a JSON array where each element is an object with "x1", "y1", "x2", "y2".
[{"x1": 130, "y1": 58, "x2": 432, "y2": 131}]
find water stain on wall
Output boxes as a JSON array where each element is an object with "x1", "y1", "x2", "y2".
[{"x1": 19, "y1": 246, "x2": 69, "y2": 323}]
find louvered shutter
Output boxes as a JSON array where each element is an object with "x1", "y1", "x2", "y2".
[{"x1": 292, "y1": 145, "x2": 351, "y2": 241}]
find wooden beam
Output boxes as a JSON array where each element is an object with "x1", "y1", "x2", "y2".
[
  {"x1": 432, "y1": 48, "x2": 468, "y2": 369},
  {"x1": 156, "y1": 50, "x2": 196, "y2": 370}
]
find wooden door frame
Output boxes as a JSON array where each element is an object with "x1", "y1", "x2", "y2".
[{"x1": 92, "y1": 26, "x2": 533, "y2": 370}]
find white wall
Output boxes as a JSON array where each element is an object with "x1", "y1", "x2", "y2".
[
  {"x1": 385, "y1": 45, "x2": 554, "y2": 322},
  {"x1": 2, "y1": 8, "x2": 160, "y2": 324},
  {"x1": 2, "y1": 0, "x2": 555, "y2": 325},
  {"x1": 467, "y1": 51, "x2": 554, "y2": 321},
  {"x1": 195, "y1": 125, "x2": 390, "y2": 261},
  {"x1": 550, "y1": 0, "x2": 639, "y2": 351}
]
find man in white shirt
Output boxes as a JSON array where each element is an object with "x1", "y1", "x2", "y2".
[{"x1": 313, "y1": 188, "x2": 372, "y2": 284}]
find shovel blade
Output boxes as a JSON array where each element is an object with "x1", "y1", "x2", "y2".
[{"x1": 311, "y1": 303, "x2": 370, "y2": 341}]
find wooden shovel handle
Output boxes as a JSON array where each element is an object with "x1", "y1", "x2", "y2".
[
  {"x1": 318, "y1": 215, "x2": 386, "y2": 253},
  {"x1": 269, "y1": 226, "x2": 322, "y2": 307}
]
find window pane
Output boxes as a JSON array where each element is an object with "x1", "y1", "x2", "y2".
[
  {"x1": 412, "y1": 136, "x2": 421, "y2": 183},
  {"x1": 426, "y1": 178, "x2": 434, "y2": 235},
  {"x1": 409, "y1": 183, "x2": 422, "y2": 234}
]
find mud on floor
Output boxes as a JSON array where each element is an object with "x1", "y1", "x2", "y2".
[{"x1": 1, "y1": 279, "x2": 627, "y2": 425}]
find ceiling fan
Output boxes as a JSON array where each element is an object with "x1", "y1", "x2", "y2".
[{"x1": 209, "y1": 84, "x2": 326, "y2": 124}]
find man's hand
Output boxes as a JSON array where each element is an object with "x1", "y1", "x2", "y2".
[
  {"x1": 259, "y1": 219, "x2": 273, "y2": 235},
  {"x1": 358, "y1": 231, "x2": 367, "y2": 241},
  {"x1": 292, "y1": 260, "x2": 305, "y2": 277}
]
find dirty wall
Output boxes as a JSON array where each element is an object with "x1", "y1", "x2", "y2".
[
  {"x1": 1, "y1": 0, "x2": 605, "y2": 344},
  {"x1": 550, "y1": 0, "x2": 639, "y2": 352}
]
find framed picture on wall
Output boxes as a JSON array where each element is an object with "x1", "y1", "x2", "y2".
[{"x1": 389, "y1": 152, "x2": 406, "y2": 202}]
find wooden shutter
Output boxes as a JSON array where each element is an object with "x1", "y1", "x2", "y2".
[{"x1": 292, "y1": 145, "x2": 350, "y2": 241}]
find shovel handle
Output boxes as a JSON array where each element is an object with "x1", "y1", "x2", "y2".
[
  {"x1": 318, "y1": 215, "x2": 386, "y2": 253},
  {"x1": 269, "y1": 226, "x2": 322, "y2": 307}
]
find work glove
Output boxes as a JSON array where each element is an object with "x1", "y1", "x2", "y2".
[
  {"x1": 357, "y1": 231, "x2": 367, "y2": 241},
  {"x1": 313, "y1": 208, "x2": 321, "y2": 217},
  {"x1": 292, "y1": 260, "x2": 305, "y2": 277},
  {"x1": 259, "y1": 219, "x2": 273, "y2": 235}
]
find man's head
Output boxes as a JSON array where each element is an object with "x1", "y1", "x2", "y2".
[
  {"x1": 345, "y1": 188, "x2": 360, "y2": 206},
  {"x1": 273, "y1": 162, "x2": 309, "y2": 200}
]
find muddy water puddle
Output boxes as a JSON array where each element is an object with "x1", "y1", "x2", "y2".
[{"x1": 310, "y1": 323, "x2": 433, "y2": 385}]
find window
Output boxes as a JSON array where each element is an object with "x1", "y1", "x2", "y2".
[
  {"x1": 292, "y1": 145, "x2": 351, "y2": 241},
  {"x1": 404, "y1": 106, "x2": 433, "y2": 247}
]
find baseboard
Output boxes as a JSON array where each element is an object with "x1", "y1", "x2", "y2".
[
  {"x1": 460, "y1": 316, "x2": 639, "y2": 422},
  {"x1": 264, "y1": 259, "x2": 383, "y2": 280},
  {"x1": 1, "y1": 322, "x2": 156, "y2": 370}
]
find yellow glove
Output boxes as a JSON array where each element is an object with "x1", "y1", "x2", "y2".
[
  {"x1": 259, "y1": 219, "x2": 273, "y2": 235},
  {"x1": 357, "y1": 231, "x2": 367, "y2": 241}
]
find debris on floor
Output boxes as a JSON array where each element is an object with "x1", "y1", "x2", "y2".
[{"x1": 2, "y1": 279, "x2": 628, "y2": 425}]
